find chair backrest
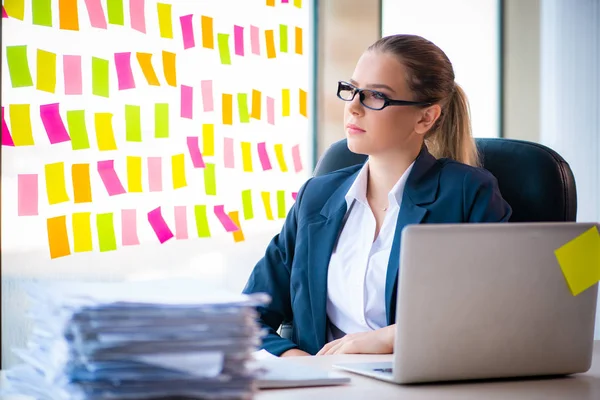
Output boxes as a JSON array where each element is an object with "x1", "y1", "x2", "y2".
[{"x1": 313, "y1": 138, "x2": 577, "y2": 222}]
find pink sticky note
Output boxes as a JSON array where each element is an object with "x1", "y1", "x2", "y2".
[
  {"x1": 114, "y1": 52, "x2": 136, "y2": 90},
  {"x1": 63, "y1": 55, "x2": 83, "y2": 95},
  {"x1": 282, "y1": 0, "x2": 289, "y2": 3},
  {"x1": 2, "y1": 6, "x2": 8, "y2": 18},
  {"x1": 40, "y1": 103, "x2": 71, "y2": 144},
  {"x1": 180, "y1": 14, "x2": 195, "y2": 49},
  {"x1": 186, "y1": 136, "x2": 205, "y2": 168},
  {"x1": 181, "y1": 85, "x2": 193, "y2": 119},
  {"x1": 174, "y1": 205, "x2": 189, "y2": 239},
  {"x1": 250, "y1": 25, "x2": 260, "y2": 55},
  {"x1": 267, "y1": 96, "x2": 275, "y2": 125},
  {"x1": 257, "y1": 142, "x2": 272, "y2": 171},
  {"x1": 292, "y1": 192, "x2": 298, "y2": 200},
  {"x1": 147, "y1": 157, "x2": 163, "y2": 192},
  {"x1": 234, "y1": 25, "x2": 244, "y2": 56},
  {"x1": 2, "y1": 107, "x2": 14, "y2": 146},
  {"x1": 214, "y1": 205, "x2": 240, "y2": 232},
  {"x1": 292, "y1": 144, "x2": 303, "y2": 173},
  {"x1": 148, "y1": 206, "x2": 174, "y2": 244},
  {"x1": 84, "y1": 0, "x2": 107, "y2": 29},
  {"x1": 201, "y1": 80, "x2": 214, "y2": 112},
  {"x1": 121, "y1": 209, "x2": 140, "y2": 246},
  {"x1": 224, "y1": 137, "x2": 234, "y2": 169},
  {"x1": 18, "y1": 174, "x2": 38, "y2": 216},
  {"x1": 130, "y1": 0, "x2": 146, "y2": 33},
  {"x1": 98, "y1": 160, "x2": 126, "y2": 196}
]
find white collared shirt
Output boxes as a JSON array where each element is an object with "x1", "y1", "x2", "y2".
[{"x1": 326, "y1": 160, "x2": 415, "y2": 340}]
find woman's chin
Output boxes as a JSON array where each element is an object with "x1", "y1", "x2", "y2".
[{"x1": 346, "y1": 135, "x2": 370, "y2": 155}]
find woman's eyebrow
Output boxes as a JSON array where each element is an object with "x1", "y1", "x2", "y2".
[{"x1": 348, "y1": 79, "x2": 396, "y2": 94}]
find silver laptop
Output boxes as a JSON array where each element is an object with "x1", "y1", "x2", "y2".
[{"x1": 334, "y1": 222, "x2": 599, "y2": 384}]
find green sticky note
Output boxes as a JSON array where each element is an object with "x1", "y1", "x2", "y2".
[
  {"x1": 277, "y1": 190, "x2": 286, "y2": 219},
  {"x1": 6, "y1": 45, "x2": 33, "y2": 88},
  {"x1": 107, "y1": 0, "x2": 125, "y2": 25},
  {"x1": 237, "y1": 93, "x2": 250, "y2": 123},
  {"x1": 32, "y1": 0, "x2": 52, "y2": 27},
  {"x1": 217, "y1": 33, "x2": 231, "y2": 65},
  {"x1": 125, "y1": 105, "x2": 142, "y2": 142},
  {"x1": 92, "y1": 57, "x2": 109, "y2": 98},
  {"x1": 194, "y1": 205, "x2": 211, "y2": 238},
  {"x1": 155, "y1": 103, "x2": 169, "y2": 138},
  {"x1": 97, "y1": 213, "x2": 117, "y2": 252},
  {"x1": 555, "y1": 226, "x2": 600, "y2": 296},
  {"x1": 242, "y1": 189, "x2": 254, "y2": 220},
  {"x1": 204, "y1": 163, "x2": 216, "y2": 196},
  {"x1": 279, "y1": 24, "x2": 288, "y2": 53},
  {"x1": 66, "y1": 110, "x2": 90, "y2": 150}
]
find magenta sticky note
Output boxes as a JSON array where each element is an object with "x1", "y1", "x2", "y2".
[
  {"x1": 267, "y1": 96, "x2": 275, "y2": 125},
  {"x1": 40, "y1": 103, "x2": 71, "y2": 144},
  {"x1": 234, "y1": 25, "x2": 244, "y2": 56},
  {"x1": 114, "y1": 52, "x2": 136, "y2": 90},
  {"x1": 186, "y1": 136, "x2": 205, "y2": 168},
  {"x1": 18, "y1": 174, "x2": 38, "y2": 216},
  {"x1": 250, "y1": 25, "x2": 260, "y2": 55},
  {"x1": 214, "y1": 205, "x2": 240, "y2": 232},
  {"x1": 97, "y1": 160, "x2": 126, "y2": 196},
  {"x1": 224, "y1": 137, "x2": 234, "y2": 169},
  {"x1": 180, "y1": 14, "x2": 195, "y2": 49},
  {"x1": 63, "y1": 55, "x2": 82, "y2": 95},
  {"x1": 292, "y1": 192, "x2": 298, "y2": 200},
  {"x1": 2, "y1": 6, "x2": 8, "y2": 18},
  {"x1": 282, "y1": 0, "x2": 289, "y2": 3},
  {"x1": 174, "y1": 205, "x2": 189, "y2": 239},
  {"x1": 292, "y1": 144, "x2": 303, "y2": 173},
  {"x1": 257, "y1": 142, "x2": 272, "y2": 171},
  {"x1": 201, "y1": 80, "x2": 214, "y2": 112},
  {"x1": 2, "y1": 106, "x2": 14, "y2": 146},
  {"x1": 84, "y1": 0, "x2": 108, "y2": 29},
  {"x1": 147, "y1": 157, "x2": 163, "y2": 192},
  {"x1": 148, "y1": 206, "x2": 174, "y2": 244},
  {"x1": 181, "y1": 85, "x2": 193, "y2": 119},
  {"x1": 121, "y1": 209, "x2": 140, "y2": 246},
  {"x1": 129, "y1": 0, "x2": 146, "y2": 33}
]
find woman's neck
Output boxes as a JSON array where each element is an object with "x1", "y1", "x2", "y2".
[{"x1": 366, "y1": 146, "x2": 421, "y2": 199}]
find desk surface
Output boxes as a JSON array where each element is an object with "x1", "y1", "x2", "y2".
[{"x1": 257, "y1": 341, "x2": 600, "y2": 400}]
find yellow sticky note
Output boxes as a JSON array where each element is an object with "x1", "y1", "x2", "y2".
[
  {"x1": 299, "y1": 89, "x2": 307, "y2": 117},
  {"x1": 202, "y1": 123, "x2": 214, "y2": 156},
  {"x1": 172, "y1": 153, "x2": 187, "y2": 189},
  {"x1": 241, "y1": 142, "x2": 253, "y2": 172},
  {"x1": 157, "y1": 3, "x2": 173, "y2": 39},
  {"x1": 265, "y1": 29, "x2": 276, "y2": 59},
  {"x1": 36, "y1": 49, "x2": 56, "y2": 93},
  {"x1": 94, "y1": 113, "x2": 117, "y2": 151},
  {"x1": 555, "y1": 226, "x2": 600, "y2": 296},
  {"x1": 295, "y1": 26, "x2": 303, "y2": 55},
  {"x1": 282, "y1": 89, "x2": 290, "y2": 116},
  {"x1": 274, "y1": 144, "x2": 288, "y2": 172},
  {"x1": 9, "y1": 104, "x2": 35, "y2": 146},
  {"x1": 5, "y1": 0, "x2": 25, "y2": 20},
  {"x1": 294, "y1": 0, "x2": 302, "y2": 8},
  {"x1": 261, "y1": 191, "x2": 274, "y2": 220},
  {"x1": 201, "y1": 15, "x2": 214, "y2": 49},
  {"x1": 251, "y1": 89, "x2": 262, "y2": 120},
  {"x1": 162, "y1": 51, "x2": 177, "y2": 87},
  {"x1": 222, "y1": 94, "x2": 233, "y2": 125},
  {"x1": 127, "y1": 156, "x2": 143, "y2": 192},
  {"x1": 47, "y1": 215, "x2": 71, "y2": 259},
  {"x1": 45, "y1": 162, "x2": 70, "y2": 204},
  {"x1": 72, "y1": 212, "x2": 93, "y2": 253}
]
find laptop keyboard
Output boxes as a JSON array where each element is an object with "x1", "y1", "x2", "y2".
[{"x1": 373, "y1": 368, "x2": 393, "y2": 373}]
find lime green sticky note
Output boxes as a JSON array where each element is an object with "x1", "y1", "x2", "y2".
[
  {"x1": 155, "y1": 103, "x2": 169, "y2": 138},
  {"x1": 32, "y1": 0, "x2": 52, "y2": 27},
  {"x1": 204, "y1": 163, "x2": 216, "y2": 196},
  {"x1": 242, "y1": 189, "x2": 254, "y2": 220},
  {"x1": 277, "y1": 190, "x2": 286, "y2": 219},
  {"x1": 279, "y1": 24, "x2": 288, "y2": 53},
  {"x1": 6, "y1": 46, "x2": 33, "y2": 88},
  {"x1": 92, "y1": 57, "x2": 109, "y2": 97},
  {"x1": 107, "y1": 0, "x2": 125, "y2": 25},
  {"x1": 194, "y1": 205, "x2": 211, "y2": 238},
  {"x1": 97, "y1": 213, "x2": 117, "y2": 252},
  {"x1": 217, "y1": 33, "x2": 231, "y2": 65},
  {"x1": 66, "y1": 110, "x2": 90, "y2": 150},
  {"x1": 125, "y1": 105, "x2": 142, "y2": 142},
  {"x1": 555, "y1": 226, "x2": 600, "y2": 296},
  {"x1": 237, "y1": 93, "x2": 250, "y2": 123}
]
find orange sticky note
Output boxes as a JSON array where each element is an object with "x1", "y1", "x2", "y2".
[
  {"x1": 72, "y1": 163, "x2": 92, "y2": 203},
  {"x1": 201, "y1": 15, "x2": 214, "y2": 49},
  {"x1": 251, "y1": 89, "x2": 262, "y2": 120},
  {"x1": 261, "y1": 191, "x2": 274, "y2": 220},
  {"x1": 295, "y1": 26, "x2": 303, "y2": 55},
  {"x1": 45, "y1": 162, "x2": 70, "y2": 204},
  {"x1": 229, "y1": 211, "x2": 245, "y2": 242},
  {"x1": 47, "y1": 215, "x2": 71, "y2": 259},
  {"x1": 222, "y1": 94, "x2": 233, "y2": 125},
  {"x1": 59, "y1": 0, "x2": 79, "y2": 30},
  {"x1": 137, "y1": 53, "x2": 160, "y2": 86},
  {"x1": 274, "y1": 144, "x2": 288, "y2": 172},
  {"x1": 266, "y1": 0, "x2": 275, "y2": 6},
  {"x1": 265, "y1": 29, "x2": 276, "y2": 59},
  {"x1": 555, "y1": 226, "x2": 600, "y2": 296},
  {"x1": 162, "y1": 51, "x2": 177, "y2": 87},
  {"x1": 299, "y1": 89, "x2": 307, "y2": 117}
]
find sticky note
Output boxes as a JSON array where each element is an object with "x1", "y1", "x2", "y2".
[
  {"x1": 157, "y1": 3, "x2": 173, "y2": 38},
  {"x1": 555, "y1": 226, "x2": 600, "y2": 296},
  {"x1": 114, "y1": 52, "x2": 136, "y2": 90},
  {"x1": 180, "y1": 14, "x2": 195, "y2": 49},
  {"x1": 36, "y1": 49, "x2": 56, "y2": 93},
  {"x1": 63, "y1": 55, "x2": 82, "y2": 95},
  {"x1": 267, "y1": 96, "x2": 275, "y2": 125},
  {"x1": 234, "y1": 25, "x2": 244, "y2": 56},
  {"x1": 201, "y1": 80, "x2": 214, "y2": 112},
  {"x1": 265, "y1": 30, "x2": 276, "y2": 59},
  {"x1": 45, "y1": 162, "x2": 70, "y2": 204},
  {"x1": 18, "y1": 174, "x2": 38, "y2": 216},
  {"x1": 218, "y1": 33, "x2": 232, "y2": 65},
  {"x1": 292, "y1": 192, "x2": 298, "y2": 201},
  {"x1": 162, "y1": 51, "x2": 177, "y2": 86},
  {"x1": 204, "y1": 163, "x2": 216, "y2": 196},
  {"x1": 279, "y1": 24, "x2": 288, "y2": 53},
  {"x1": 148, "y1": 157, "x2": 163, "y2": 192},
  {"x1": 194, "y1": 205, "x2": 211, "y2": 238},
  {"x1": 94, "y1": 113, "x2": 117, "y2": 151},
  {"x1": 251, "y1": 90, "x2": 262, "y2": 120},
  {"x1": 229, "y1": 211, "x2": 245, "y2": 242},
  {"x1": 155, "y1": 103, "x2": 169, "y2": 138},
  {"x1": 98, "y1": 160, "x2": 126, "y2": 196},
  {"x1": 257, "y1": 142, "x2": 272, "y2": 171},
  {"x1": 300, "y1": 89, "x2": 308, "y2": 117},
  {"x1": 107, "y1": 0, "x2": 124, "y2": 25},
  {"x1": 2, "y1": 6, "x2": 7, "y2": 18},
  {"x1": 241, "y1": 142, "x2": 253, "y2": 172},
  {"x1": 295, "y1": 27, "x2": 303, "y2": 55},
  {"x1": 148, "y1": 206, "x2": 174, "y2": 244},
  {"x1": 294, "y1": 0, "x2": 302, "y2": 8},
  {"x1": 223, "y1": 137, "x2": 234, "y2": 168},
  {"x1": 201, "y1": 15, "x2": 214, "y2": 49},
  {"x1": 6, "y1": 45, "x2": 33, "y2": 88},
  {"x1": 4, "y1": 0, "x2": 24, "y2": 19},
  {"x1": 237, "y1": 93, "x2": 250, "y2": 123},
  {"x1": 282, "y1": 89, "x2": 291, "y2": 116},
  {"x1": 9, "y1": 104, "x2": 34, "y2": 146},
  {"x1": 202, "y1": 124, "x2": 214, "y2": 156},
  {"x1": 59, "y1": 0, "x2": 79, "y2": 31},
  {"x1": 222, "y1": 94, "x2": 233, "y2": 125},
  {"x1": 47, "y1": 216, "x2": 71, "y2": 259},
  {"x1": 275, "y1": 143, "x2": 288, "y2": 172},
  {"x1": 172, "y1": 154, "x2": 187, "y2": 189},
  {"x1": 125, "y1": 105, "x2": 142, "y2": 142},
  {"x1": 40, "y1": 103, "x2": 70, "y2": 144},
  {"x1": 187, "y1": 136, "x2": 205, "y2": 168},
  {"x1": 2, "y1": 107, "x2": 14, "y2": 146},
  {"x1": 84, "y1": 0, "x2": 107, "y2": 29},
  {"x1": 261, "y1": 192, "x2": 274, "y2": 220},
  {"x1": 92, "y1": 57, "x2": 109, "y2": 98},
  {"x1": 174, "y1": 206, "x2": 188, "y2": 240},
  {"x1": 292, "y1": 144, "x2": 303, "y2": 172},
  {"x1": 282, "y1": 0, "x2": 289, "y2": 3},
  {"x1": 181, "y1": 85, "x2": 193, "y2": 119},
  {"x1": 277, "y1": 190, "x2": 286, "y2": 218},
  {"x1": 32, "y1": 0, "x2": 52, "y2": 27},
  {"x1": 72, "y1": 212, "x2": 93, "y2": 253},
  {"x1": 266, "y1": 0, "x2": 275, "y2": 6},
  {"x1": 214, "y1": 205, "x2": 239, "y2": 232},
  {"x1": 121, "y1": 209, "x2": 140, "y2": 246},
  {"x1": 129, "y1": 0, "x2": 146, "y2": 33},
  {"x1": 72, "y1": 163, "x2": 92, "y2": 203},
  {"x1": 250, "y1": 25, "x2": 260, "y2": 55},
  {"x1": 137, "y1": 53, "x2": 160, "y2": 86},
  {"x1": 241, "y1": 189, "x2": 254, "y2": 220},
  {"x1": 127, "y1": 156, "x2": 143, "y2": 192},
  {"x1": 97, "y1": 213, "x2": 117, "y2": 252}
]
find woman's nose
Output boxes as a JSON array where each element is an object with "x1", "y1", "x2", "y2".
[{"x1": 347, "y1": 92, "x2": 364, "y2": 116}]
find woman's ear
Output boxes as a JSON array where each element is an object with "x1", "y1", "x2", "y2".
[{"x1": 414, "y1": 105, "x2": 442, "y2": 135}]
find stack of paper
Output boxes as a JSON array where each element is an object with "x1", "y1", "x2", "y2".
[{"x1": 3, "y1": 280, "x2": 269, "y2": 400}]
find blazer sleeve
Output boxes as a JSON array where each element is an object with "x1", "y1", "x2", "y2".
[
  {"x1": 463, "y1": 169, "x2": 512, "y2": 222},
  {"x1": 242, "y1": 179, "x2": 311, "y2": 356}
]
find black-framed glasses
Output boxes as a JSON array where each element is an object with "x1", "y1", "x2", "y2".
[{"x1": 337, "y1": 81, "x2": 432, "y2": 111}]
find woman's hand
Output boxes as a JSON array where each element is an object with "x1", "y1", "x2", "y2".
[
  {"x1": 280, "y1": 348, "x2": 311, "y2": 357},
  {"x1": 316, "y1": 324, "x2": 395, "y2": 356}
]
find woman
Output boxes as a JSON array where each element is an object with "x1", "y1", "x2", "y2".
[{"x1": 243, "y1": 34, "x2": 511, "y2": 357}]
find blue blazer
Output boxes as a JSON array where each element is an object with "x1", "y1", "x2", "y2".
[{"x1": 243, "y1": 146, "x2": 512, "y2": 356}]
